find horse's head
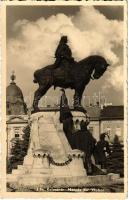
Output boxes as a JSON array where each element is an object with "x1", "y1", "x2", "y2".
[{"x1": 90, "y1": 56, "x2": 110, "y2": 80}]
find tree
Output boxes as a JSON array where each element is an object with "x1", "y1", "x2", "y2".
[
  {"x1": 7, "y1": 125, "x2": 30, "y2": 173},
  {"x1": 21, "y1": 125, "x2": 31, "y2": 157},
  {"x1": 7, "y1": 139, "x2": 23, "y2": 173}
]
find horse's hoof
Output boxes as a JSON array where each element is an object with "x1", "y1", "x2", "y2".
[
  {"x1": 33, "y1": 107, "x2": 40, "y2": 113},
  {"x1": 74, "y1": 105, "x2": 86, "y2": 113}
]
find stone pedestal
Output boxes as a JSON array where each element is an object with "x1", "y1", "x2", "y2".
[
  {"x1": 7, "y1": 111, "x2": 121, "y2": 188},
  {"x1": 8, "y1": 111, "x2": 88, "y2": 187}
]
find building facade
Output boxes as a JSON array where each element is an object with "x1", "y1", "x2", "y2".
[
  {"x1": 6, "y1": 116, "x2": 28, "y2": 157},
  {"x1": 87, "y1": 105, "x2": 124, "y2": 142},
  {"x1": 100, "y1": 106, "x2": 124, "y2": 142},
  {"x1": 6, "y1": 73, "x2": 28, "y2": 157},
  {"x1": 86, "y1": 106, "x2": 101, "y2": 141}
]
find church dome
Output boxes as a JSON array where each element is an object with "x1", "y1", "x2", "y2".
[
  {"x1": 6, "y1": 72, "x2": 27, "y2": 115},
  {"x1": 7, "y1": 83, "x2": 24, "y2": 102}
]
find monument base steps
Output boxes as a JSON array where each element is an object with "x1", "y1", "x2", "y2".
[{"x1": 7, "y1": 174, "x2": 121, "y2": 188}]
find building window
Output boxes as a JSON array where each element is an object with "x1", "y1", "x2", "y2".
[
  {"x1": 116, "y1": 127, "x2": 121, "y2": 137},
  {"x1": 7, "y1": 103, "x2": 9, "y2": 109},
  {"x1": 89, "y1": 127, "x2": 93, "y2": 134},
  {"x1": 15, "y1": 134, "x2": 19, "y2": 138},
  {"x1": 8, "y1": 111, "x2": 11, "y2": 115}
]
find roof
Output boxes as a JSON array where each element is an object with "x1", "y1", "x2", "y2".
[
  {"x1": 37, "y1": 106, "x2": 101, "y2": 121},
  {"x1": 6, "y1": 116, "x2": 28, "y2": 124},
  {"x1": 86, "y1": 106, "x2": 101, "y2": 121},
  {"x1": 6, "y1": 82, "x2": 24, "y2": 103},
  {"x1": 6, "y1": 77, "x2": 27, "y2": 115},
  {"x1": 100, "y1": 105, "x2": 124, "y2": 120},
  {"x1": 36, "y1": 105, "x2": 124, "y2": 121}
]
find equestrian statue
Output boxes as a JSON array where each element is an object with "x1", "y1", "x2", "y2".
[{"x1": 33, "y1": 36, "x2": 109, "y2": 111}]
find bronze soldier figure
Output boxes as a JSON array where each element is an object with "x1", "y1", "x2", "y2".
[
  {"x1": 95, "y1": 133, "x2": 111, "y2": 169},
  {"x1": 59, "y1": 89, "x2": 72, "y2": 123}
]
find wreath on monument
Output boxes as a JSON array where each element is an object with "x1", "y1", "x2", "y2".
[{"x1": 48, "y1": 155, "x2": 72, "y2": 166}]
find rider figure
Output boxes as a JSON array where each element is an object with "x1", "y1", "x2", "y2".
[{"x1": 54, "y1": 36, "x2": 74, "y2": 69}]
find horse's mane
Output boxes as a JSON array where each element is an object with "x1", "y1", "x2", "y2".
[
  {"x1": 78, "y1": 55, "x2": 106, "y2": 66},
  {"x1": 42, "y1": 55, "x2": 106, "y2": 72}
]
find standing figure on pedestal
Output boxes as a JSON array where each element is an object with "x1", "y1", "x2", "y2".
[
  {"x1": 79, "y1": 121, "x2": 96, "y2": 175},
  {"x1": 59, "y1": 89, "x2": 72, "y2": 123},
  {"x1": 94, "y1": 133, "x2": 111, "y2": 169},
  {"x1": 59, "y1": 89, "x2": 74, "y2": 147},
  {"x1": 54, "y1": 36, "x2": 75, "y2": 69}
]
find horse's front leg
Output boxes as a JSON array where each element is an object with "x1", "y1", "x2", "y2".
[
  {"x1": 33, "y1": 86, "x2": 43, "y2": 111},
  {"x1": 74, "y1": 88, "x2": 86, "y2": 113},
  {"x1": 73, "y1": 88, "x2": 84, "y2": 107},
  {"x1": 74, "y1": 90, "x2": 81, "y2": 108}
]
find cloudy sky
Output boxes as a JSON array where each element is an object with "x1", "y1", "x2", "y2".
[{"x1": 6, "y1": 5, "x2": 124, "y2": 107}]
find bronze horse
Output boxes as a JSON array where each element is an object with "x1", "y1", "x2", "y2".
[{"x1": 33, "y1": 55, "x2": 109, "y2": 111}]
